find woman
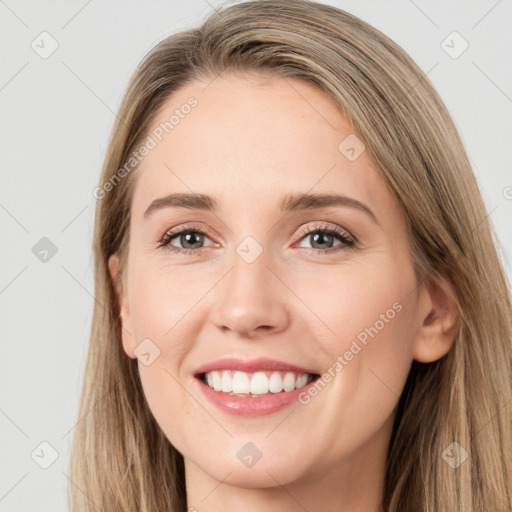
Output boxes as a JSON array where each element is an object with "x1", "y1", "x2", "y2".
[{"x1": 68, "y1": 1, "x2": 512, "y2": 510}]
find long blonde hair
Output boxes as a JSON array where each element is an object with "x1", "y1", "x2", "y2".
[{"x1": 68, "y1": 1, "x2": 512, "y2": 510}]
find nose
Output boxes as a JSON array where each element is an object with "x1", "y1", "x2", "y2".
[{"x1": 210, "y1": 248, "x2": 290, "y2": 339}]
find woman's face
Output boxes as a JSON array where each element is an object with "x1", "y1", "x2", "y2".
[{"x1": 109, "y1": 73, "x2": 434, "y2": 492}]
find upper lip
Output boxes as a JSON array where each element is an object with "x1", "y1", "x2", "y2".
[{"x1": 194, "y1": 357, "x2": 320, "y2": 376}]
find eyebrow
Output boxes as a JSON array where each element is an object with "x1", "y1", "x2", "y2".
[{"x1": 143, "y1": 192, "x2": 378, "y2": 224}]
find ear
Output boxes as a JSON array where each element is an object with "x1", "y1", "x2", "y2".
[
  {"x1": 108, "y1": 254, "x2": 137, "y2": 359},
  {"x1": 412, "y1": 278, "x2": 460, "y2": 363}
]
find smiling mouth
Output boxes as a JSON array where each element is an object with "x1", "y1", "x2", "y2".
[{"x1": 196, "y1": 369, "x2": 321, "y2": 397}]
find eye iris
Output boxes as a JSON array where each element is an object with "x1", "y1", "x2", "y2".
[
  {"x1": 180, "y1": 232, "x2": 203, "y2": 249},
  {"x1": 311, "y1": 232, "x2": 334, "y2": 249}
]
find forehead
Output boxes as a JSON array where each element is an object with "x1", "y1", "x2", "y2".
[{"x1": 130, "y1": 73, "x2": 395, "y2": 217}]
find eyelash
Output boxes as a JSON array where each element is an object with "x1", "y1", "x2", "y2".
[{"x1": 157, "y1": 223, "x2": 356, "y2": 256}]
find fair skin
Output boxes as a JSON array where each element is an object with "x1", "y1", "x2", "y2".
[{"x1": 109, "y1": 72, "x2": 459, "y2": 512}]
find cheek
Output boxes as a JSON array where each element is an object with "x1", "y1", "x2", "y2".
[
  {"x1": 286, "y1": 268, "x2": 418, "y2": 466},
  {"x1": 291, "y1": 256, "x2": 417, "y2": 355},
  {"x1": 128, "y1": 262, "x2": 207, "y2": 348},
  {"x1": 296, "y1": 259, "x2": 418, "y2": 418},
  {"x1": 126, "y1": 264, "x2": 207, "y2": 446}
]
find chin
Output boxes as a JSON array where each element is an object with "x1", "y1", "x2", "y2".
[{"x1": 197, "y1": 451, "x2": 310, "y2": 489}]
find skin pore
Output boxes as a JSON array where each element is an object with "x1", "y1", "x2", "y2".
[{"x1": 108, "y1": 72, "x2": 459, "y2": 512}]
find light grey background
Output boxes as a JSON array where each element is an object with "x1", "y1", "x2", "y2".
[{"x1": 1, "y1": 1, "x2": 511, "y2": 510}]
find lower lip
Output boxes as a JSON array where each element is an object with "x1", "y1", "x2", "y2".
[{"x1": 194, "y1": 375, "x2": 320, "y2": 417}]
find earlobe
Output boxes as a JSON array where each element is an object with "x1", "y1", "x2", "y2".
[
  {"x1": 412, "y1": 278, "x2": 461, "y2": 363},
  {"x1": 108, "y1": 254, "x2": 137, "y2": 359}
]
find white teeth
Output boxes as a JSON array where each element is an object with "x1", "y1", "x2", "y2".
[
  {"x1": 212, "y1": 371, "x2": 222, "y2": 391},
  {"x1": 268, "y1": 372, "x2": 283, "y2": 393},
  {"x1": 221, "y1": 371, "x2": 232, "y2": 392},
  {"x1": 283, "y1": 372, "x2": 296, "y2": 392},
  {"x1": 232, "y1": 371, "x2": 251, "y2": 394},
  {"x1": 250, "y1": 372, "x2": 268, "y2": 394},
  {"x1": 296, "y1": 374, "x2": 308, "y2": 388},
  {"x1": 202, "y1": 369, "x2": 314, "y2": 395}
]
